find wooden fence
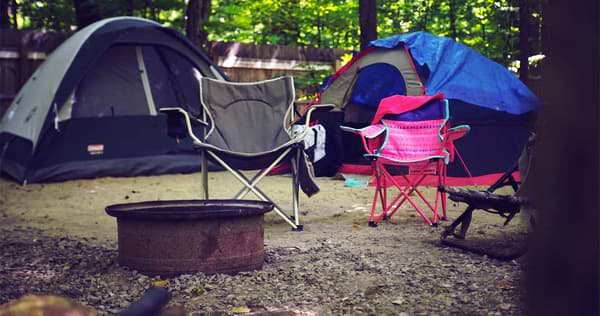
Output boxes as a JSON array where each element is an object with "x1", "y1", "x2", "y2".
[
  {"x1": 209, "y1": 41, "x2": 346, "y2": 82},
  {"x1": 0, "y1": 30, "x2": 68, "y2": 116},
  {"x1": 0, "y1": 29, "x2": 347, "y2": 117}
]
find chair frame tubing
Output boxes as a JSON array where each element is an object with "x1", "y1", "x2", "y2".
[
  {"x1": 369, "y1": 159, "x2": 447, "y2": 226},
  {"x1": 202, "y1": 148, "x2": 300, "y2": 230}
]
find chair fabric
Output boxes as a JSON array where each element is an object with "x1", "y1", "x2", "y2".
[
  {"x1": 370, "y1": 119, "x2": 447, "y2": 163},
  {"x1": 200, "y1": 77, "x2": 295, "y2": 155},
  {"x1": 185, "y1": 76, "x2": 320, "y2": 230}
]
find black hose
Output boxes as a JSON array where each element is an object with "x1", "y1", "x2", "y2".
[{"x1": 118, "y1": 288, "x2": 170, "y2": 316}]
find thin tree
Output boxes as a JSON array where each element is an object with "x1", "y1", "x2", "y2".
[
  {"x1": 10, "y1": 0, "x2": 16, "y2": 28},
  {"x1": 186, "y1": 0, "x2": 211, "y2": 50},
  {"x1": 126, "y1": 0, "x2": 134, "y2": 16},
  {"x1": 359, "y1": 0, "x2": 377, "y2": 49},
  {"x1": 518, "y1": 0, "x2": 529, "y2": 84},
  {"x1": 449, "y1": 0, "x2": 458, "y2": 40},
  {"x1": 1, "y1": 0, "x2": 10, "y2": 28},
  {"x1": 72, "y1": 0, "x2": 102, "y2": 28}
]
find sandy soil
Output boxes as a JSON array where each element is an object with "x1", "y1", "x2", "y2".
[{"x1": 0, "y1": 171, "x2": 529, "y2": 315}]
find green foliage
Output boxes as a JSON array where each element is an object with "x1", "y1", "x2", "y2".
[
  {"x1": 14, "y1": 0, "x2": 543, "y2": 66},
  {"x1": 16, "y1": 0, "x2": 186, "y2": 31},
  {"x1": 205, "y1": 0, "x2": 360, "y2": 49},
  {"x1": 207, "y1": 0, "x2": 543, "y2": 66},
  {"x1": 290, "y1": 65, "x2": 333, "y2": 100},
  {"x1": 17, "y1": 0, "x2": 76, "y2": 30},
  {"x1": 377, "y1": 0, "x2": 543, "y2": 65}
]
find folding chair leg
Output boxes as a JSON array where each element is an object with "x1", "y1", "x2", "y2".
[
  {"x1": 234, "y1": 171, "x2": 265, "y2": 199},
  {"x1": 440, "y1": 162, "x2": 448, "y2": 220},
  {"x1": 233, "y1": 148, "x2": 292, "y2": 199},
  {"x1": 385, "y1": 177, "x2": 424, "y2": 220},
  {"x1": 405, "y1": 180, "x2": 439, "y2": 223},
  {"x1": 206, "y1": 150, "x2": 299, "y2": 229},
  {"x1": 377, "y1": 193, "x2": 405, "y2": 222},
  {"x1": 369, "y1": 165, "x2": 382, "y2": 227},
  {"x1": 386, "y1": 174, "x2": 426, "y2": 220},
  {"x1": 291, "y1": 149, "x2": 301, "y2": 230},
  {"x1": 235, "y1": 176, "x2": 291, "y2": 222},
  {"x1": 201, "y1": 150, "x2": 209, "y2": 199},
  {"x1": 382, "y1": 166, "x2": 434, "y2": 226},
  {"x1": 380, "y1": 173, "x2": 388, "y2": 219}
]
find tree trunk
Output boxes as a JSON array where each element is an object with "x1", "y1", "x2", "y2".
[
  {"x1": 72, "y1": 0, "x2": 102, "y2": 29},
  {"x1": 525, "y1": 0, "x2": 598, "y2": 314},
  {"x1": 316, "y1": 13, "x2": 321, "y2": 48},
  {"x1": 10, "y1": 0, "x2": 16, "y2": 28},
  {"x1": 186, "y1": 0, "x2": 211, "y2": 50},
  {"x1": 359, "y1": 0, "x2": 377, "y2": 49},
  {"x1": 0, "y1": 0, "x2": 10, "y2": 28},
  {"x1": 417, "y1": 0, "x2": 433, "y2": 32},
  {"x1": 126, "y1": 0, "x2": 134, "y2": 16},
  {"x1": 449, "y1": 0, "x2": 458, "y2": 40},
  {"x1": 518, "y1": 0, "x2": 530, "y2": 84}
]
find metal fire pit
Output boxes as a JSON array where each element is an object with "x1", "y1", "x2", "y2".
[{"x1": 105, "y1": 199, "x2": 273, "y2": 276}]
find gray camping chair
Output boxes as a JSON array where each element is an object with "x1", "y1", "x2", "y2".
[{"x1": 160, "y1": 76, "x2": 333, "y2": 230}]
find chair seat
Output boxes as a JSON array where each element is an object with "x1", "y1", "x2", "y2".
[{"x1": 201, "y1": 143, "x2": 299, "y2": 170}]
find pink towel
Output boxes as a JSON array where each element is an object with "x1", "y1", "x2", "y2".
[{"x1": 371, "y1": 92, "x2": 445, "y2": 125}]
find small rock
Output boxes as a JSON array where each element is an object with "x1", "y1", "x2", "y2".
[
  {"x1": 499, "y1": 303, "x2": 512, "y2": 310},
  {"x1": 468, "y1": 283, "x2": 480, "y2": 292}
]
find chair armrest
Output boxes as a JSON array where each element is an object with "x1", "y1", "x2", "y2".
[
  {"x1": 445, "y1": 125, "x2": 470, "y2": 143},
  {"x1": 291, "y1": 104, "x2": 335, "y2": 140},
  {"x1": 307, "y1": 103, "x2": 336, "y2": 113},
  {"x1": 294, "y1": 103, "x2": 335, "y2": 123},
  {"x1": 340, "y1": 124, "x2": 386, "y2": 138},
  {"x1": 340, "y1": 124, "x2": 387, "y2": 155},
  {"x1": 160, "y1": 107, "x2": 208, "y2": 126},
  {"x1": 159, "y1": 107, "x2": 205, "y2": 145}
]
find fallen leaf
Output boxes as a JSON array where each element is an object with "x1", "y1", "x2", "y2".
[
  {"x1": 191, "y1": 286, "x2": 206, "y2": 296},
  {"x1": 495, "y1": 282, "x2": 514, "y2": 289},
  {"x1": 231, "y1": 306, "x2": 250, "y2": 314},
  {"x1": 152, "y1": 280, "x2": 170, "y2": 288}
]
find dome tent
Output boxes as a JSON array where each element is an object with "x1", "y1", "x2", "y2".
[
  {"x1": 0, "y1": 17, "x2": 225, "y2": 184},
  {"x1": 318, "y1": 32, "x2": 540, "y2": 183}
]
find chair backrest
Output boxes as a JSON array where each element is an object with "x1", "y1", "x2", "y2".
[
  {"x1": 377, "y1": 98, "x2": 449, "y2": 163},
  {"x1": 200, "y1": 77, "x2": 294, "y2": 154}
]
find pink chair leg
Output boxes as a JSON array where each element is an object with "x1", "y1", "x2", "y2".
[
  {"x1": 368, "y1": 164, "x2": 382, "y2": 227},
  {"x1": 440, "y1": 161, "x2": 448, "y2": 220},
  {"x1": 381, "y1": 166, "x2": 434, "y2": 226}
]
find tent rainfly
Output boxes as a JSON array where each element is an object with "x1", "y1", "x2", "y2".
[
  {"x1": 0, "y1": 17, "x2": 225, "y2": 184},
  {"x1": 318, "y1": 32, "x2": 540, "y2": 184}
]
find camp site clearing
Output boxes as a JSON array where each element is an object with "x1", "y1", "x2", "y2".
[{"x1": 0, "y1": 171, "x2": 527, "y2": 315}]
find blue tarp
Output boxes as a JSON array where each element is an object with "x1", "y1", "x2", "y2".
[{"x1": 369, "y1": 32, "x2": 540, "y2": 115}]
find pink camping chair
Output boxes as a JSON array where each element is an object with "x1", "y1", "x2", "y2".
[{"x1": 341, "y1": 93, "x2": 470, "y2": 227}]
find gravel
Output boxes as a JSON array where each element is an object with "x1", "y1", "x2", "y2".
[{"x1": 0, "y1": 221, "x2": 527, "y2": 315}]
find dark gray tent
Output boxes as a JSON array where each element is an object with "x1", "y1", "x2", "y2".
[{"x1": 0, "y1": 17, "x2": 225, "y2": 184}]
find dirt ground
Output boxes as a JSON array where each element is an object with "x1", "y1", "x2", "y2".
[{"x1": 0, "y1": 171, "x2": 529, "y2": 315}]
